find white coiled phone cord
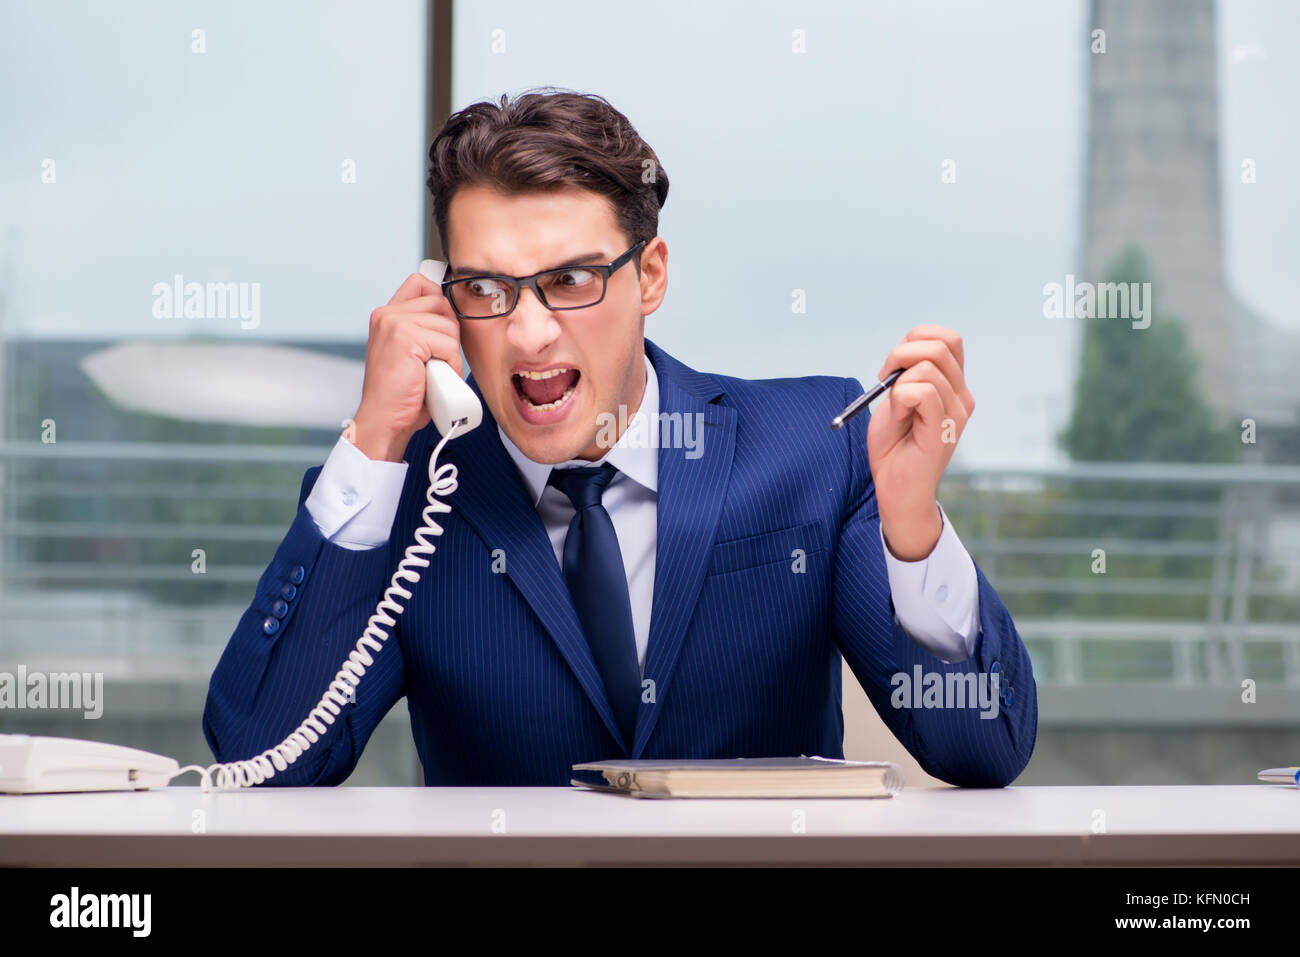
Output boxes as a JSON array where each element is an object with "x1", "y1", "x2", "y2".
[{"x1": 182, "y1": 426, "x2": 464, "y2": 792}]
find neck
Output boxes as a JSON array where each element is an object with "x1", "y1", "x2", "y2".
[{"x1": 576, "y1": 353, "x2": 647, "y2": 461}]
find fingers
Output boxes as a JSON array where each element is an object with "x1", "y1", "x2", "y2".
[
  {"x1": 877, "y1": 330, "x2": 975, "y2": 418},
  {"x1": 370, "y1": 294, "x2": 456, "y2": 326},
  {"x1": 899, "y1": 361, "x2": 961, "y2": 421},
  {"x1": 369, "y1": 305, "x2": 460, "y2": 340},
  {"x1": 904, "y1": 324, "x2": 964, "y2": 368},
  {"x1": 404, "y1": 328, "x2": 464, "y2": 375},
  {"x1": 883, "y1": 359, "x2": 970, "y2": 441},
  {"x1": 368, "y1": 304, "x2": 463, "y2": 375},
  {"x1": 387, "y1": 271, "x2": 447, "y2": 306},
  {"x1": 889, "y1": 373, "x2": 952, "y2": 424},
  {"x1": 885, "y1": 382, "x2": 946, "y2": 433}
]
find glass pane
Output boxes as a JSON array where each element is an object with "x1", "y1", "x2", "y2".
[
  {"x1": 451, "y1": 0, "x2": 1300, "y2": 785},
  {"x1": 0, "y1": 0, "x2": 429, "y2": 785}
]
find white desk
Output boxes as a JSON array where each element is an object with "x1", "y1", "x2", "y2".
[{"x1": 1, "y1": 785, "x2": 1297, "y2": 866}]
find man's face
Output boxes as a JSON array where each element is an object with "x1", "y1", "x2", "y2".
[{"x1": 445, "y1": 184, "x2": 667, "y2": 463}]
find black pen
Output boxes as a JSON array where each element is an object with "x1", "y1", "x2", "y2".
[{"x1": 829, "y1": 368, "x2": 904, "y2": 430}]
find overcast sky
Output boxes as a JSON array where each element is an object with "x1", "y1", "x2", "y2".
[{"x1": 1, "y1": 0, "x2": 1296, "y2": 466}]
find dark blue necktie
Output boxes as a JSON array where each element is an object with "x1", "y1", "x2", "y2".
[{"x1": 547, "y1": 463, "x2": 640, "y2": 751}]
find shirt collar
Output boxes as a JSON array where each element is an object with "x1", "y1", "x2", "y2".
[{"x1": 498, "y1": 352, "x2": 660, "y2": 507}]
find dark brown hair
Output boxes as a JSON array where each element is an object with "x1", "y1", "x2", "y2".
[{"x1": 426, "y1": 88, "x2": 669, "y2": 269}]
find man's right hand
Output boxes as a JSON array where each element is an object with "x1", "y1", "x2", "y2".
[{"x1": 350, "y1": 270, "x2": 463, "y2": 463}]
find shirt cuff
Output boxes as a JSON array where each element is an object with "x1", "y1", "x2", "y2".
[
  {"x1": 303, "y1": 435, "x2": 409, "y2": 550},
  {"x1": 880, "y1": 502, "x2": 981, "y2": 663}
]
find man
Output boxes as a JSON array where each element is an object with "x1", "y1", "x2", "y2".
[{"x1": 203, "y1": 90, "x2": 1036, "y2": 788}]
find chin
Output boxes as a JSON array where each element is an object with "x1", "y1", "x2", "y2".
[
  {"x1": 495, "y1": 395, "x2": 593, "y2": 464},
  {"x1": 515, "y1": 432, "x2": 592, "y2": 465}
]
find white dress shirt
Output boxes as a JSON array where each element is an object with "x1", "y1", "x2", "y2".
[{"x1": 304, "y1": 355, "x2": 981, "y2": 666}]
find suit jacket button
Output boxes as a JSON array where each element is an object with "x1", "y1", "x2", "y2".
[
  {"x1": 262, "y1": 616, "x2": 280, "y2": 636},
  {"x1": 290, "y1": 564, "x2": 305, "y2": 584},
  {"x1": 281, "y1": 583, "x2": 297, "y2": 601},
  {"x1": 272, "y1": 599, "x2": 289, "y2": 619}
]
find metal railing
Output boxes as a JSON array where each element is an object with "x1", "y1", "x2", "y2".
[
  {"x1": 0, "y1": 440, "x2": 330, "y2": 674},
  {"x1": 3, "y1": 443, "x2": 1299, "y2": 697},
  {"x1": 939, "y1": 462, "x2": 1300, "y2": 691}
]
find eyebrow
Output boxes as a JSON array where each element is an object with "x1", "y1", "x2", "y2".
[{"x1": 448, "y1": 251, "x2": 608, "y2": 279}]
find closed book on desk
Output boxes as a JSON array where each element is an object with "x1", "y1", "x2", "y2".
[{"x1": 570, "y1": 756, "x2": 904, "y2": 798}]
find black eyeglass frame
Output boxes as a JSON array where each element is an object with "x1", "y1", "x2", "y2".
[{"x1": 440, "y1": 240, "x2": 647, "y2": 320}]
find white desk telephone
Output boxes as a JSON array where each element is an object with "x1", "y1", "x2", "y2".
[{"x1": 0, "y1": 260, "x2": 481, "y2": 795}]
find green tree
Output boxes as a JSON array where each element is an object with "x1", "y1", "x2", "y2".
[
  {"x1": 938, "y1": 248, "x2": 1279, "y2": 684},
  {"x1": 1058, "y1": 245, "x2": 1239, "y2": 464}
]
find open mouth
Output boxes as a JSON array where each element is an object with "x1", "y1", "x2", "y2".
[{"x1": 512, "y1": 367, "x2": 581, "y2": 414}]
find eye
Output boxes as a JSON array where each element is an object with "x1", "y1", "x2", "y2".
[
  {"x1": 466, "y1": 278, "x2": 507, "y2": 297},
  {"x1": 548, "y1": 267, "x2": 597, "y2": 287}
]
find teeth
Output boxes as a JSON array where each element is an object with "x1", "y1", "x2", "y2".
[
  {"x1": 521, "y1": 383, "x2": 577, "y2": 413},
  {"x1": 517, "y1": 367, "x2": 570, "y2": 380}
]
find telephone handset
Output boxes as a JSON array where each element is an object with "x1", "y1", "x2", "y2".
[
  {"x1": 0, "y1": 261, "x2": 482, "y2": 794},
  {"x1": 194, "y1": 260, "x2": 485, "y2": 788},
  {"x1": 417, "y1": 259, "x2": 482, "y2": 436}
]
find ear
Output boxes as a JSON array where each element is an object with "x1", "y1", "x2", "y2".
[{"x1": 638, "y1": 236, "x2": 668, "y2": 317}]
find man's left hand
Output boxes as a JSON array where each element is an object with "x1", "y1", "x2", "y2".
[{"x1": 866, "y1": 324, "x2": 975, "y2": 561}]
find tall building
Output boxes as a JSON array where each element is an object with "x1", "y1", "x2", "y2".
[
  {"x1": 1083, "y1": 0, "x2": 1300, "y2": 446},
  {"x1": 1083, "y1": 0, "x2": 1231, "y2": 409}
]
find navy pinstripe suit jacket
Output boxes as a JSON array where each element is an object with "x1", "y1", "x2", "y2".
[{"x1": 203, "y1": 337, "x2": 1037, "y2": 787}]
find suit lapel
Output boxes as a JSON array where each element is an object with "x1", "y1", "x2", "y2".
[
  {"x1": 632, "y1": 341, "x2": 736, "y2": 756},
  {"x1": 430, "y1": 378, "x2": 626, "y2": 750},
  {"x1": 431, "y1": 340, "x2": 737, "y2": 759}
]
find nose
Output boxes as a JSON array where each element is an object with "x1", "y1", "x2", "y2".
[{"x1": 505, "y1": 284, "x2": 561, "y2": 354}]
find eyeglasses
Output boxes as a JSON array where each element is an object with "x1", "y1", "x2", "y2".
[{"x1": 441, "y1": 240, "x2": 647, "y2": 320}]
